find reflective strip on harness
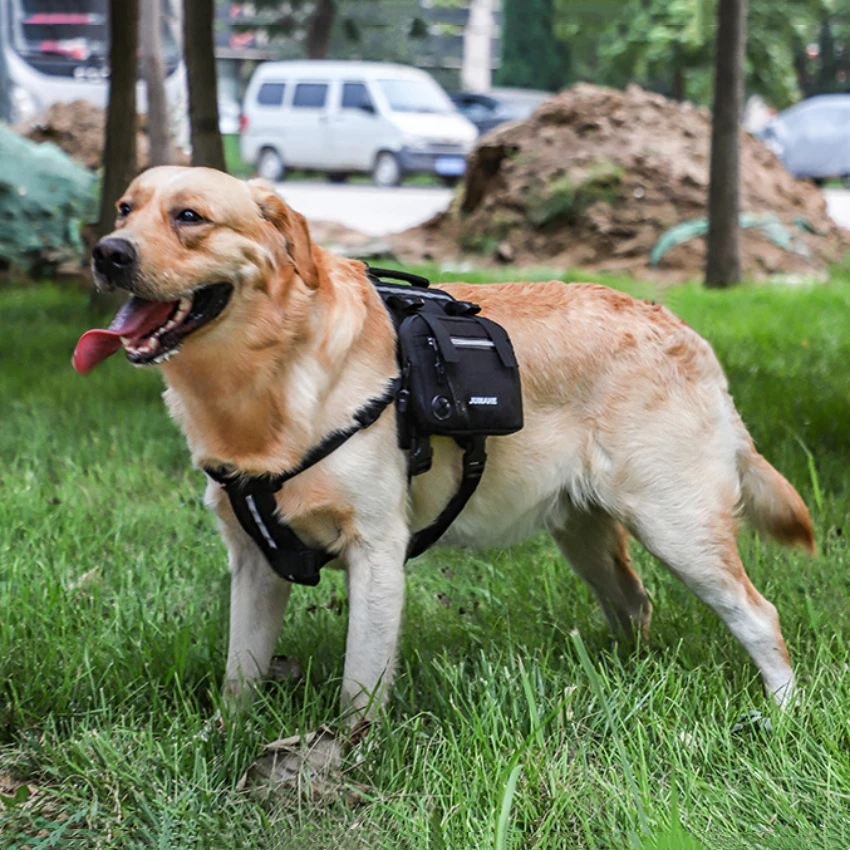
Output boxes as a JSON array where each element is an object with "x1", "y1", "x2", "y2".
[
  {"x1": 204, "y1": 379, "x2": 400, "y2": 586},
  {"x1": 245, "y1": 494, "x2": 278, "y2": 551}
]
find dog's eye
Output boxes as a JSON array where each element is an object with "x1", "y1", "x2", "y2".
[
  {"x1": 117, "y1": 202, "x2": 131, "y2": 217},
  {"x1": 175, "y1": 209, "x2": 206, "y2": 225}
]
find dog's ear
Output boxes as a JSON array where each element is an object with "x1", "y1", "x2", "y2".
[{"x1": 248, "y1": 179, "x2": 319, "y2": 289}]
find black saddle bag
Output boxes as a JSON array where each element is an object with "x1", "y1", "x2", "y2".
[
  {"x1": 370, "y1": 268, "x2": 523, "y2": 442},
  {"x1": 398, "y1": 306, "x2": 523, "y2": 438}
]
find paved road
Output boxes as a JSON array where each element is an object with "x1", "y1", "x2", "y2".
[
  {"x1": 275, "y1": 181, "x2": 454, "y2": 237},
  {"x1": 277, "y1": 181, "x2": 850, "y2": 238},
  {"x1": 823, "y1": 189, "x2": 850, "y2": 230}
]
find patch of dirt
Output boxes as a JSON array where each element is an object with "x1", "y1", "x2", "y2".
[
  {"x1": 308, "y1": 219, "x2": 397, "y2": 261},
  {"x1": 391, "y1": 83, "x2": 848, "y2": 281},
  {"x1": 15, "y1": 100, "x2": 189, "y2": 171}
]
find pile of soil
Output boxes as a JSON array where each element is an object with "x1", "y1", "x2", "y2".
[
  {"x1": 15, "y1": 100, "x2": 188, "y2": 171},
  {"x1": 392, "y1": 84, "x2": 848, "y2": 280},
  {"x1": 307, "y1": 219, "x2": 397, "y2": 261}
]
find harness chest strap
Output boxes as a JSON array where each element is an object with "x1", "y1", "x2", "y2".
[
  {"x1": 203, "y1": 384, "x2": 488, "y2": 586},
  {"x1": 204, "y1": 379, "x2": 400, "y2": 586}
]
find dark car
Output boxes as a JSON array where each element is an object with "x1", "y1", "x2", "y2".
[
  {"x1": 448, "y1": 87, "x2": 550, "y2": 136},
  {"x1": 757, "y1": 94, "x2": 850, "y2": 183}
]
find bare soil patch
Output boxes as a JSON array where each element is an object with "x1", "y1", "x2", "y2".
[
  {"x1": 391, "y1": 84, "x2": 848, "y2": 280},
  {"x1": 15, "y1": 100, "x2": 188, "y2": 171}
]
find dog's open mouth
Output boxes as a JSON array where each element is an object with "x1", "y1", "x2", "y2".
[{"x1": 72, "y1": 282, "x2": 232, "y2": 375}]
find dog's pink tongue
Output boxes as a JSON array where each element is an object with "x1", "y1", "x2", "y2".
[{"x1": 72, "y1": 296, "x2": 176, "y2": 375}]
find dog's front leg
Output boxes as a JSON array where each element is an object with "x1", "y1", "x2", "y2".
[
  {"x1": 341, "y1": 534, "x2": 408, "y2": 726},
  {"x1": 233, "y1": 535, "x2": 406, "y2": 799},
  {"x1": 219, "y1": 520, "x2": 292, "y2": 709}
]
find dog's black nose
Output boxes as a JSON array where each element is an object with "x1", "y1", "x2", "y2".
[{"x1": 92, "y1": 237, "x2": 137, "y2": 288}]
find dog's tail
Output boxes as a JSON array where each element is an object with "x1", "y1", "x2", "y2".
[{"x1": 738, "y1": 438, "x2": 816, "y2": 554}]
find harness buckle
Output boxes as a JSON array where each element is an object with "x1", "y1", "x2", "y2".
[
  {"x1": 463, "y1": 438, "x2": 488, "y2": 478},
  {"x1": 408, "y1": 433, "x2": 433, "y2": 476}
]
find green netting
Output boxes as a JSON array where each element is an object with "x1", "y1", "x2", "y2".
[
  {"x1": 650, "y1": 213, "x2": 813, "y2": 267},
  {"x1": 0, "y1": 125, "x2": 98, "y2": 270}
]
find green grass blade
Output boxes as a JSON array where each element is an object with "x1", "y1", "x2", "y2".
[
  {"x1": 494, "y1": 763, "x2": 523, "y2": 850},
  {"x1": 571, "y1": 630, "x2": 649, "y2": 843}
]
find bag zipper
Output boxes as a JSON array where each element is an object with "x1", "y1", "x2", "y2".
[{"x1": 429, "y1": 337, "x2": 448, "y2": 384}]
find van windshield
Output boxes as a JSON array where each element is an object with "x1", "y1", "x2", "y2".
[{"x1": 377, "y1": 79, "x2": 453, "y2": 114}]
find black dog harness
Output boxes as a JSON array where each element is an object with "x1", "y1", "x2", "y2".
[
  {"x1": 204, "y1": 379, "x2": 401, "y2": 586},
  {"x1": 204, "y1": 267, "x2": 522, "y2": 586}
]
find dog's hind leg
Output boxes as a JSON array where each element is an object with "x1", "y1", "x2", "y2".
[
  {"x1": 551, "y1": 509, "x2": 652, "y2": 642},
  {"x1": 221, "y1": 524, "x2": 292, "y2": 709},
  {"x1": 627, "y1": 493, "x2": 795, "y2": 707}
]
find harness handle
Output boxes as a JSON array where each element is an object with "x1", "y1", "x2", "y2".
[{"x1": 366, "y1": 266, "x2": 431, "y2": 289}]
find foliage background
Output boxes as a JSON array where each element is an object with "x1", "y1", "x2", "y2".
[{"x1": 228, "y1": 0, "x2": 850, "y2": 105}]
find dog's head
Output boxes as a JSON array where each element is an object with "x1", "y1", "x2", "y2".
[{"x1": 73, "y1": 166, "x2": 321, "y2": 374}]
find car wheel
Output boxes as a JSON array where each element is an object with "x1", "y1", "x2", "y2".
[
  {"x1": 256, "y1": 148, "x2": 285, "y2": 182},
  {"x1": 372, "y1": 151, "x2": 402, "y2": 188},
  {"x1": 327, "y1": 172, "x2": 350, "y2": 184},
  {"x1": 440, "y1": 176, "x2": 461, "y2": 188}
]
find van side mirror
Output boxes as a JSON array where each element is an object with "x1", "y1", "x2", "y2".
[{"x1": 359, "y1": 102, "x2": 376, "y2": 115}]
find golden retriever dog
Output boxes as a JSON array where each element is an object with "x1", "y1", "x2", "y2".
[{"x1": 75, "y1": 166, "x2": 814, "y2": 752}]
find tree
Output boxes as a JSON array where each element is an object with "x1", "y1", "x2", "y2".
[
  {"x1": 97, "y1": 0, "x2": 139, "y2": 239},
  {"x1": 233, "y1": 0, "x2": 380, "y2": 61},
  {"x1": 140, "y1": 0, "x2": 171, "y2": 167},
  {"x1": 498, "y1": 0, "x2": 565, "y2": 91},
  {"x1": 184, "y1": 0, "x2": 225, "y2": 170},
  {"x1": 705, "y1": 0, "x2": 747, "y2": 287},
  {"x1": 306, "y1": 0, "x2": 336, "y2": 58},
  {"x1": 553, "y1": 0, "x2": 824, "y2": 109},
  {"x1": 593, "y1": 0, "x2": 713, "y2": 101},
  {"x1": 0, "y1": 36, "x2": 11, "y2": 122}
]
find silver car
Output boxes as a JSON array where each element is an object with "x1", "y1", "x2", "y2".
[{"x1": 758, "y1": 94, "x2": 850, "y2": 184}]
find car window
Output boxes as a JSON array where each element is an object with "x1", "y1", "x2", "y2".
[
  {"x1": 377, "y1": 78, "x2": 453, "y2": 114},
  {"x1": 341, "y1": 82, "x2": 373, "y2": 111},
  {"x1": 257, "y1": 82, "x2": 285, "y2": 107},
  {"x1": 292, "y1": 82, "x2": 329, "y2": 109},
  {"x1": 461, "y1": 102, "x2": 495, "y2": 122}
]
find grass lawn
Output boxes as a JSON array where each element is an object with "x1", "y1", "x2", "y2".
[{"x1": 1, "y1": 270, "x2": 849, "y2": 849}]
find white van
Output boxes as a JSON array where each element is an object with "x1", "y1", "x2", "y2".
[{"x1": 240, "y1": 60, "x2": 478, "y2": 187}]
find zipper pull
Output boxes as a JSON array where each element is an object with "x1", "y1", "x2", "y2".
[{"x1": 429, "y1": 337, "x2": 447, "y2": 384}]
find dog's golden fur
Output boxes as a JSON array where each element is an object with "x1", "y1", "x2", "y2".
[{"x1": 100, "y1": 166, "x2": 814, "y2": 727}]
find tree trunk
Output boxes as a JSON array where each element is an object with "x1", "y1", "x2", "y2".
[
  {"x1": 306, "y1": 0, "x2": 336, "y2": 60},
  {"x1": 816, "y1": 18, "x2": 837, "y2": 94},
  {"x1": 140, "y1": 0, "x2": 171, "y2": 166},
  {"x1": 0, "y1": 36, "x2": 11, "y2": 122},
  {"x1": 496, "y1": 0, "x2": 560, "y2": 91},
  {"x1": 791, "y1": 32, "x2": 810, "y2": 99},
  {"x1": 184, "y1": 0, "x2": 225, "y2": 170},
  {"x1": 671, "y1": 65, "x2": 686, "y2": 101},
  {"x1": 705, "y1": 0, "x2": 747, "y2": 288},
  {"x1": 97, "y1": 0, "x2": 139, "y2": 239},
  {"x1": 462, "y1": 0, "x2": 494, "y2": 92}
]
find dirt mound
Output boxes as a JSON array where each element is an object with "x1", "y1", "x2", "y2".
[
  {"x1": 393, "y1": 84, "x2": 848, "y2": 280},
  {"x1": 15, "y1": 100, "x2": 188, "y2": 171}
]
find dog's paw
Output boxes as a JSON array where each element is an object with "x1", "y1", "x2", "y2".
[{"x1": 237, "y1": 726, "x2": 342, "y2": 801}]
